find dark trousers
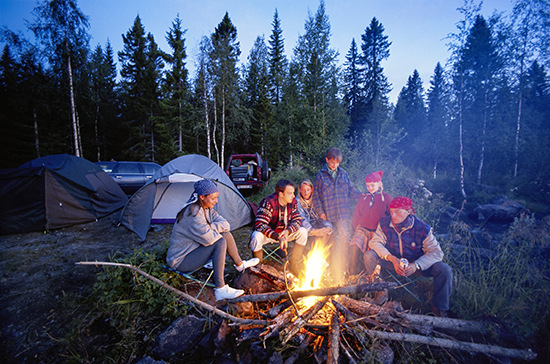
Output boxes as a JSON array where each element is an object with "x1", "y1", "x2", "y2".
[
  {"x1": 363, "y1": 250, "x2": 452, "y2": 311},
  {"x1": 176, "y1": 237, "x2": 227, "y2": 288}
]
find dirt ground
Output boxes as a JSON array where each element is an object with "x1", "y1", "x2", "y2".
[{"x1": 0, "y1": 213, "x2": 174, "y2": 362}]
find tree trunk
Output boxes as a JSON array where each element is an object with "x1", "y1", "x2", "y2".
[
  {"x1": 66, "y1": 46, "x2": 81, "y2": 157},
  {"x1": 514, "y1": 90, "x2": 522, "y2": 177},
  {"x1": 458, "y1": 75, "x2": 467, "y2": 199},
  {"x1": 33, "y1": 108, "x2": 40, "y2": 158},
  {"x1": 221, "y1": 86, "x2": 225, "y2": 168},
  {"x1": 202, "y1": 60, "x2": 211, "y2": 160},
  {"x1": 477, "y1": 88, "x2": 488, "y2": 185}
]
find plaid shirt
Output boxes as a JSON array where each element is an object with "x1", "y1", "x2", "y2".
[
  {"x1": 254, "y1": 192, "x2": 303, "y2": 240},
  {"x1": 313, "y1": 164, "x2": 363, "y2": 222}
]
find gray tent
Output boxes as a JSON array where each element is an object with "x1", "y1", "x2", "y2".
[{"x1": 120, "y1": 154, "x2": 253, "y2": 241}]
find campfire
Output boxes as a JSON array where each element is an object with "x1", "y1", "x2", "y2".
[{"x1": 79, "y1": 247, "x2": 538, "y2": 362}]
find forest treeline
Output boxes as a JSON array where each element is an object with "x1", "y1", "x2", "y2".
[{"x1": 1, "y1": 0, "x2": 549, "y2": 208}]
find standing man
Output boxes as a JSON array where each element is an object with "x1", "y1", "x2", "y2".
[
  {"x1": 313, "y1": 147, "x2": 363, "y2": 282},
  {"x1": 365, "y1": 196, "x2": 452, "y2": 317},
  {"x1": 250, "y1": 179, "x2": 307, "y2": 275}
]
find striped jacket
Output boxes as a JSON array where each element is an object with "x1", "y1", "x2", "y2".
[{"x1": 254, "y1": 193, "x2": 303, "y2": 240}]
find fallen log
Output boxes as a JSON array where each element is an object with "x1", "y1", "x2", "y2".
[
  {"x1": 76, "y1": 261, "x2": 268, "y2": 326},
  {"x1": 280, "y1": 297, "x2": 329, "y2": 345},
  {"x1": 267, "y1": 300, "x2": 292, "y2": 318},
  {"x1": 362, "y1": 328, "x2": 537, "y2": 361},
  {"x1": 326, "y1": 310, "x2": 341, "y2": 364},
  {"x1": 225, "y1": 281, "x2": 397, "y2": 303},
  {"x1": 249, "y1": 265, "x2": 287, "y2": 290},
  {"x1": 338, "y1": 295, "x2": 488, "y2": 333}
]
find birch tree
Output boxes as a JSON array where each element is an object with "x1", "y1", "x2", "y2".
[{"x1": 31, "y1": 0, "x2": 90, "y2": 157}]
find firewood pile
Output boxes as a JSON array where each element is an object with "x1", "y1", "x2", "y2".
[
  {"x1": 225, "y1": 264, "x2": 538, "y2": 363},
  {"x1": 78, "y1": 260, "x2": 538, "y2": 363}
]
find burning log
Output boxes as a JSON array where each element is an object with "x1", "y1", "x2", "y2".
[
  {"x1": 326, "y1": 310, "x2": 341, "y2": 364},
  {"x1": 248, "y1": 265, "x2": 288, "y2": 290},
  {"x1": 280, "y1": 297, "x2": 330, "y2": 345},
  {"x1": 267, "y1": 300, "x2": 292, "y2": 318},
  {"x1": 261, "y1": 303, "x2": 299, "y2": 340},
  {"x1": 224, "y1": 281, "x2": 397, "y2": 303}
]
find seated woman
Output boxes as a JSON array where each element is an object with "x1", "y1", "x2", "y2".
[
  {"x1": 297, "y1": 179, "x2": 333, "y2": 245},
  {"x1": 166, "y1": 179, "x2": 258, "y2": 300}
]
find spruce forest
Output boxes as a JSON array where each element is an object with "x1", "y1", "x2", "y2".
[{"x1": 1, "y1": 0, "x2": 549, "y2": 210}]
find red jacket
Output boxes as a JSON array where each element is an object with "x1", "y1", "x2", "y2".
[{"x1": 352, "y1": 192, "x2": 392, "y2": 230}]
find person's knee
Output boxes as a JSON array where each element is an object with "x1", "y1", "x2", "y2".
[
  {"x1": 432, "y1": 262, "x2": 452, "y2": 280},
  {"x1": 250, "y1": 231, "x2": 264, "y2": 252},
  {"x1": 215, "y1": 237, "x2": 227, "y2": 250},
  {"x1": 294, "y1": 227, "x2": 308, "y2": 245},
  {"x1": 363, "y1": 250, "x2": 379, "y2": 273}
]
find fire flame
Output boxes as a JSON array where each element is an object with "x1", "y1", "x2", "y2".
[{"x1": 298, "y1": 240, "x2": 330, "y2": 291}]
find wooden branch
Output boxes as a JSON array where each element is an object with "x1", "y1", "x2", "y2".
[
  {"x1": 361, "y1": 328, "x2": 537, "y2": 361},
  {"x1": 327, "y1": 310, "x2": 340, "y2": 364},
  {"x1": 249, "y1": 266, "x2": 286, "y2": 290},
  {"x1": 261, "y1": 303, "x2": 299, "y2": 340},
  {"x1": 283, "y1": 332, "x2": 316, "y2": 364},
  {"x1": 76, "y1": 261, "x2": 268, "y2": 326},
  {"x1": 225, "y1": 281, "x2": 397, "y2": 303},
  {"x1": 280, "y1": 297, "x2": 329, "y2": 345},
  {"x1": 267, "y1": 300, "x2": 292, "y2": 318}
]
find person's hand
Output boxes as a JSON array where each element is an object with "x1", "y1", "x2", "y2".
[
  {"x1": 279, "y1": 237, "x2": 288, "y2": 253},
  {"x1": 279, "y1": 230, "x2": 289, "y2": 253},
  {"x1": 403, "y1": 263, "x2": 417, "y2": 277},
  {"x1": 320, "y1": 213, "x2": 327, "y2": 220},
  {"x1": 388, "y1": 255, "x2": 407, "y2": 276}
]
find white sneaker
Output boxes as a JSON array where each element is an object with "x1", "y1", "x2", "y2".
[
  {"x1": 235, "y1": 258, "x2": 260, "y2": 272},
  {"x1": 214, "y1": 284, "x2": 245, "y2": 301}
]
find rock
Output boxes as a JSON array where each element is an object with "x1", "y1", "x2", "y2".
[
  {"x1": 470, "y1": 195, "x2": 530, "y2": 223},
  {"x1": 153, "y1": 315, "x2": 206, "y2": 359},
  {"x1": 135, "y1": 356, "x2": 166, "y2": 364}
]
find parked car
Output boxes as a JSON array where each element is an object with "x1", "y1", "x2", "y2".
[
  {"x1": 96, "y1": 161, "x2": 161, "y2": 194},
  {"x1": 225, "y1": 153, "x2": 270, "y2": 191}
]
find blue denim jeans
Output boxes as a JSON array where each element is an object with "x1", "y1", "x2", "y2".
[{"x1": 363, "y1": 250, "x2": 452, "y2": 311}]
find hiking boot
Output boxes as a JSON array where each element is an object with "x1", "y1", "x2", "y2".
[
  {"x1": 373, "y1": 289, "x2": 388, "y2": 305},
  {"x1": 235, "y1": 258, "x2": 260, "y2": 272},
  {"x1": 214, "y1": 285, "x2": 245, "y2": 301},
  {"x1": 432, "y1": 306, "x2": 448, "y2": 317}
]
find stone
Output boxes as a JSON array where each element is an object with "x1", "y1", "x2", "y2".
[{"x1": 153, "y1": 315, "x2": 206, "y2": 359}]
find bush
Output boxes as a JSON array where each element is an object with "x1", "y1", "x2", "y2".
[{"x1": 444, "y1": 214, "x2": 550, "y2": 349}]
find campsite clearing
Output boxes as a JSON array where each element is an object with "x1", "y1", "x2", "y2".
[{"x1": 0, "y1": 213, "x2": 169, "y2": 361}]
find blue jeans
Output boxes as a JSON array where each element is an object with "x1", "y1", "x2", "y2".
[{"x1": 363, "y1": 250, "x2": 452, "y2": 311}]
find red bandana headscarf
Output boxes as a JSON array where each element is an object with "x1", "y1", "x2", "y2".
[
  {"x1": 389, "y1": 196, "x2": 414, "y2": 212},
  {"x1": 364, "y1": 170, "x2": 383, "y2": 183}
]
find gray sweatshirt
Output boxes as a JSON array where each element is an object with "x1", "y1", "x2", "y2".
[{"x1": 166, "y1": 204, "x2": 230, "y2": 269}]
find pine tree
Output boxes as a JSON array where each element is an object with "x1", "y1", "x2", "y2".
[
  {"x1": 343, "y1": 38, "x2": 362, "y2": 136},
  {"x1": 244, "y1": 36, "x2": 274, "y2": 159},
  {"x1": 118, "y1": 16, "x2": 164, "y2": 161},
  {"x1": 210, "y1": 12, "x2": 243, "y2": 167},
  {"x1": 289, "y1": 0, "x2": 346, "y2": 163},
  {"x1": 426, "y1": 62, "x2": 452, "y2": 179},
  {"x1": 162, "y1": 14, "x2": 190, "y2": 158},
  {"x1": 358, "y1": 17, "x2": 392, "y2": 134},
  {"x1": 268, "y1": 9, "x2": 288, "y2": 107}
]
